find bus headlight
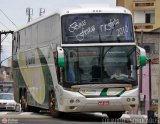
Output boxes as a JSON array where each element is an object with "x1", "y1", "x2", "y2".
[
  {"x1": 76, "y1": 99, "x2": 80, "y2": 103},
  {"x1": 126, "y1": 98, "x2": 131, "y2": 102},
  {"x1": 70, "y1": 99, "x2": 74, "y2": 103},
  {"x1": 132, "y1": 98, "x2": 136, "y2": 101}
]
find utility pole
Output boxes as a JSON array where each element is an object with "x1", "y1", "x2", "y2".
[
  {"x1": 0, "y1": 30, "x2": 14, "y2": 68},
  {"x1": 26, "y1": 8, "x2": 33, "y2": 23},
  {"x1": 148, "y1": 58, "x2": 152, "y2": 109},
  {"x1": 139, "y1": 27, "x2": 145, "y2": 114}
]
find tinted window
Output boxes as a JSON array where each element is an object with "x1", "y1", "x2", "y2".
[
  {"x1": 63, "y1": 46, "x2": 137, "y2": 88},
  {"x1": 62, "y1": 14, "x2": 134, "y2": 43}
]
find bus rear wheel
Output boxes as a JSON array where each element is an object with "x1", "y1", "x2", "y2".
[{"x1": 106, "y1": 111, "x2": 124, "y2": 119}]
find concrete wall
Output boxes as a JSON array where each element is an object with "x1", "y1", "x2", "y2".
[
  {"x1": 141, "y1": 64, "x2": 159, "y2": 114},
  {"x1": 151, "y1": 64, "x2": 159, "y2": 100},
  {"x1": 136, "y1": 32, "x2": 160, "y2": 44},
  {"x1": 158, "y1": 44, "x2": 160, "y2": 118},
  {"x1": 136, "y1": 33, "x2": 160, "y2": 114},
  {"x1": 142, "y1": 64, "x2": 149, "y2": 114}
]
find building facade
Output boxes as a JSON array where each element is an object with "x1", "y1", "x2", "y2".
[
  {"x1": 117, "y1": 0, "x2": 160, "y2": 32},
  {"x1": 117, "y1": 0, "x2": 160, "y2": 115}
]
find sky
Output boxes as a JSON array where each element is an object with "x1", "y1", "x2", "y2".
[{"x1": 0, "y1": 0, "x2": 116, "y2": 66}]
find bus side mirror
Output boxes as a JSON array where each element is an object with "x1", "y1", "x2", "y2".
[
  {"x1": 57, "y1": 47, "x2": 64, "y2": 68},
  {"x1": 140, "y1": 54, "x2": 146, "y2": 66},
  {"x1": 137, "y1": 46, "x2": 146, "y2": 67}
]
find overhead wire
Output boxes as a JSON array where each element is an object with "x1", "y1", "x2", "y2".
[
  {"x1": 0, "y1": 20, "x2": 10, "y2": 30},
  {"x1": 0, "y1": 9, "x2": 15, "y2": 66},
  {"x1": 2, "y1": 34, "x2": 9, "y2": 42},
  {"x1": 0, "y1": 20, "x2": 10, "y2": 42},
  {"x1": 0, "y1": 9, "x2": 17, "y2": 28},
  {"x1": 0, "y1": 10, "x2": 13, "y2": 42}
]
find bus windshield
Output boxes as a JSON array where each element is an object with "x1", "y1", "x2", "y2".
[
  {"x1": 62, "y1": 14, "x2": 134, "y2": 43},
  {"x1": 63, "y1": 46, "x2": 137, "y2": 87}
]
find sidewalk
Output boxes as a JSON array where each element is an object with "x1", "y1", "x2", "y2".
[
  {"x1": 121, "y1": 114, "x2": 148, "y2": 123},
  {"x1": 122, "y1": 114, "x2": 147, "y2": 119},
  {"x1": 94, "y1": 112, "x2": 148, "y2": 119}
]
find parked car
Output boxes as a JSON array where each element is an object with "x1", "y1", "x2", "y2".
[{"x1": 0, "y1": 93, "x2": 21, "y2": 112}]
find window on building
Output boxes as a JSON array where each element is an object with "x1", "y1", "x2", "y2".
[
  {"x1": 145, "y1": 13, "x2": 155, "y2": 24},
  {"x1": 145, "y1": 13, "x2": 151, "y2": 23}
]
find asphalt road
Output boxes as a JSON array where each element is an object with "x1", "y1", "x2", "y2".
[{"x1": 0, "y1": 112, "x2": 149, "y2": 124}]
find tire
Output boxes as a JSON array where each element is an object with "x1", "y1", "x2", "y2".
[
  {"x1": 49, "y1": 99, "x2": 60, "y2": 118},
  {"x1": 106, "y1": 111, "x2": 124, "y2": 119},
  {"x1": 49, "y1": 91, "x2": 61, "y2": 118}
]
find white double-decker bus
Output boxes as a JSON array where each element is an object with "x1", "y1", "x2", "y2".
[{"x1": 12, "y1": 5, "x2": 146, "y2": 119}]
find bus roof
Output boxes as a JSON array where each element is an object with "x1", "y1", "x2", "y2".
[{"x1": 14, "y1": 5, "x2": 132, "y2": 32}]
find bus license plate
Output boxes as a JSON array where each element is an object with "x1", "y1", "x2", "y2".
[{"x1": 98, "y1": 101, "x2": 109, "y2": 106}]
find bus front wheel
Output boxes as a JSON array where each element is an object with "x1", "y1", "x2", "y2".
[
  {"x1": 49, "y1": 92, "x2": 60, "y2": 118},
  {"x1": 105, "y1": 111, "x2": 124, "y2": 119}
]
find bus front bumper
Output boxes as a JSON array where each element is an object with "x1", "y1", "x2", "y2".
[{"x1": 58, "y1": 95, "x2": 138, "y2": 112}]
